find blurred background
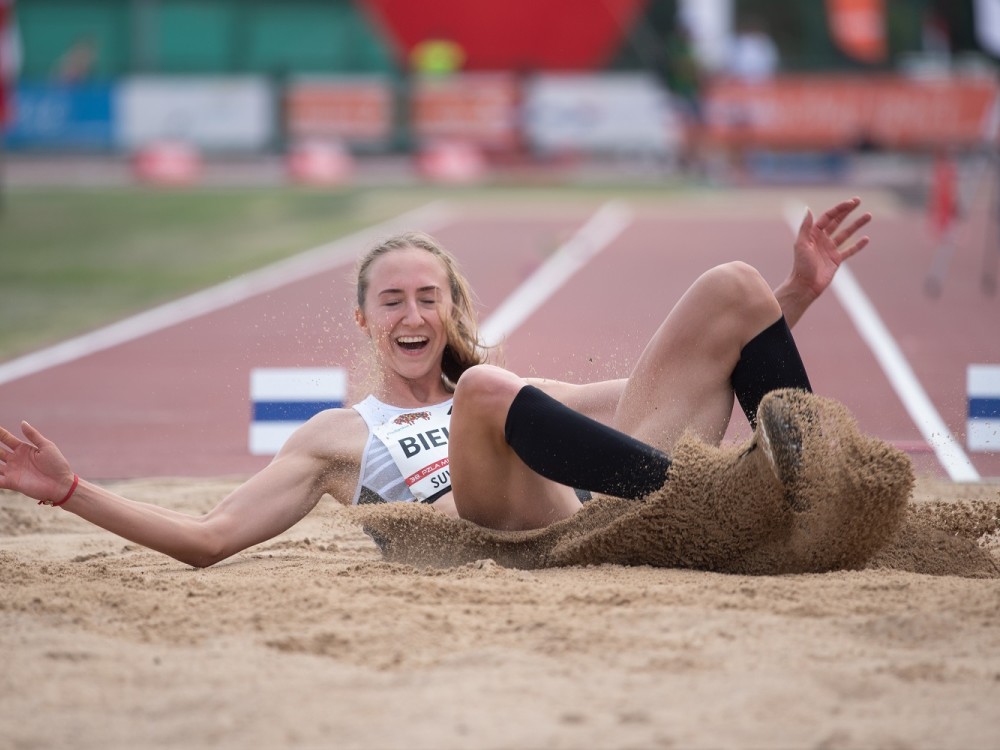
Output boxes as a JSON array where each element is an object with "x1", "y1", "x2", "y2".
[
  {"x1": 1, "y1": 0, "x2": 997, "y2": 186},
  {"x1": 0, "y1": 0, "x2": 998, "y2": 478}
]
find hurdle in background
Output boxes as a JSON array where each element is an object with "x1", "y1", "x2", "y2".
[
  {"x1": 249, "y1": 367, "x2": 347, "y2": 455},
  {"x1": 967, "y1": 364, "x2": 1000, "y2": 452}
]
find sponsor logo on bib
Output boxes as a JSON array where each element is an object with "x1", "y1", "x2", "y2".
[{"x1": 372, "y1": 402, "x2": 452, "y2": 501}]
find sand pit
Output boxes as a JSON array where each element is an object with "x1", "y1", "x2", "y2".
[{"x1": 2, "y1": 474, "x2": 999, "y2": 749}]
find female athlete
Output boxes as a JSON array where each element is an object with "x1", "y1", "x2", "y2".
[{"x1": 0, "y1": 197, "x2": 871, "y2": 568}]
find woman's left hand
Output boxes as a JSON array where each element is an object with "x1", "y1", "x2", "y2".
[
  {"x1": 777, "y1": 197, "x2": 871, "y2": 327},
  {"x1": 791, "y1": 196, "x2": 871, "y2": 298}
]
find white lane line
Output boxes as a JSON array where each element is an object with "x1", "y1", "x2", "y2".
[
  {"x1": 0, "y1": 202, "x2": 455, "y2": 387},
  {"x1": 783, "y1": 201, "x2": 980, "y2": 482},
  {"x1": 480, "y1": 200, "x2": 633, "y2": 347}
]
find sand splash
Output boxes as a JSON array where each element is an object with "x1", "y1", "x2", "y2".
[{"x1": 354, "y1": 390, "x2": 996, "y2": 578}]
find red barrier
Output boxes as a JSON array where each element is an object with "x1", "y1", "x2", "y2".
[
  {"x1": 417, "y1": 140, "x2": 487, "y2": 183},
  {"x1": 132, "y1": 141, "x2": 202, "y2": 186},
  {"x1": 286, "y1": 140, "x2": 355, "y2": 186}
]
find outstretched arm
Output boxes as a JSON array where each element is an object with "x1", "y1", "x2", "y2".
[
  {"x1": 775, "y1": 196, "x2": 871, "y2": 328},
  {"x1": 0, "y1": 420, "x2": 335, "y2": 568}
]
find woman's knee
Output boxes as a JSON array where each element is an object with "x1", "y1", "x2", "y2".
[
  {"x1": 698, "y1": 261, "x2": 780, "y2": 322},
  {"x1": 452, "y1": 364, "x2": 522, "y2": 422}
]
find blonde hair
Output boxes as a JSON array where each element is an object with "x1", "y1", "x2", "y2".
[{"x1": 356, "y1": 231, "x2": 489, "y2": 385}]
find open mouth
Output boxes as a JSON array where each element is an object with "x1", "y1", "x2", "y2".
[{"x1": 396, "y1": 335, "x2": 429, "y2": 352}]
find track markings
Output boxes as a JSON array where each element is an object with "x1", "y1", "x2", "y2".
[
  {"x1": 480, "y1": 201, "x2": 633, "y2": 347},
  {"x1": 0, "y1": 202, "x2": 455, "y2": 387},
  {"x1": 783, "y1": 201, "x2": 980, "y2": 482}
]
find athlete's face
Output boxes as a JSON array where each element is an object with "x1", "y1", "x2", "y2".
[{"x1": 356, "y1": 246, "x2": 453, "y2": 382}]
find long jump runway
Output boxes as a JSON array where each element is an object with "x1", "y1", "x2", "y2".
[{"x1": 1, "y1": 189, "x2": 997, "y2": 482}]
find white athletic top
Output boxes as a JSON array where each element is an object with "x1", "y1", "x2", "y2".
[{"x1": 351, "y1": 395, "x2": 454, "y2": 505}]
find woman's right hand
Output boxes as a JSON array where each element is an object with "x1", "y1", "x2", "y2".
[{"x1": 0, "y1": 422, "x2": 76, "y2": 504}]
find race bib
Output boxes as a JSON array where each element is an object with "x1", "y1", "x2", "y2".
[{"x1": 371, "y1": 402, "x2": 452, "y2": 502}]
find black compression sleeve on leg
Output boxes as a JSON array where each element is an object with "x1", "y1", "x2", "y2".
[
  {"x1": 730, "y1": 316, "x2": 812, "y2": 427},
  {"x1": 503, "y1": 385, "x2": 671, "y2": 500}
]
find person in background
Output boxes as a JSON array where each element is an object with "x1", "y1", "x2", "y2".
[{"x1": 662, "y1": 22, "x2": 707, "y2": 175}]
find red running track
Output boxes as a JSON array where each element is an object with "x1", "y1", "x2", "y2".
[{"x1": 1, "y1": 191, "x2": 997, "y2": 482}]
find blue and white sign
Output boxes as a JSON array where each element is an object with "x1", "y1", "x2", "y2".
[
  {"x1": 967, "y1": 364, "x2": 1000, "y2": 452},
  {"x1": 3, "y1": 83, "x2": 114, "y2": 150},
  {"x1": 117, "y1": 76, "x2": 274, "y2": 152},
  {"x1": 250, "y1": 367, "x2": 347, "y2": 455}
]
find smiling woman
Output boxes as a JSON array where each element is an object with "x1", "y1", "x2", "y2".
[
  {"x1": 354, "y1": 231, "x2": 486, "y2": 390},
  {"x1": 0, "y1": 197, "x2": 913, "y2": 572}
]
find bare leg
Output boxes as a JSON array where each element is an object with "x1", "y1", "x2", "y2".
[
  {"x1": 450, "y1": 263, "x2": 788, "y2": 530},
  {"x1": 448, "y1": 365, "x2": 582, "y2": 530},
  {"x1": 613, "y1": 261, "x2": 782, "y2": 450}
]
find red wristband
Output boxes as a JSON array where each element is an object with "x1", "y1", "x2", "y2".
[{"x1": 38, "y1": 474, "x2": 79, "y2": 507}]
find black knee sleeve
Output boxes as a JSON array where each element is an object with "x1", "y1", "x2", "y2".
[
  {"x1": 503, "y1": 385, "x2": 671, "y2": 500},
  {"x1": 730, "y1": 316, "x2": 812, "y2": 427}
]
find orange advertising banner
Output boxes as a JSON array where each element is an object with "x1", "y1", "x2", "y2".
[
  {"x1": 411, "y1": 73, "x2": 520, "y2": 150},
  {"x1": 825, "y1": 0, "x2": 887, "y2": 64},
  {"x1": 705, "y1": 76, "x2": 999, "y2": 149},
  {"x1": 286, "y1": 78, "x2": 394, "y2": 146}
]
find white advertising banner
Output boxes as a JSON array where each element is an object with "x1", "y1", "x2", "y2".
[
  {"x1": 523, "y1": 73, "x2": 680, "y2": 155},
  {"x1": 974, "y1": 0, "x2": 1000, "y2": 57},
  {"x1": 117, "y1": 76, "x2": 274, "y2": 152}
]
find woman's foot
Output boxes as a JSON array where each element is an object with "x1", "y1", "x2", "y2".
[{"x1": 756, "y1": 388, "x2": 815, "y2": 511}]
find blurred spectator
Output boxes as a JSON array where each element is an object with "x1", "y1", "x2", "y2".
[
  {"x1": 662, "y1": 23, "x2": 707, "y2": 174},
  {"x1": 720, "y1": 15, "x2": 780, "y2": 182},
  {"x1": 921, "y1": 9, "x2": 951, "y2": 57},
  {"x1": 410, "y1": 35, "x2": 465, "y2": 76},
  {"x1": 725, "y1": 16, "x2": 779, "y2": 83}
]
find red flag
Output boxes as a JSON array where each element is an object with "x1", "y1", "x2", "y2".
[
  {"x1": 0, "y1": 0, "x2": 16, "y2": 126},
  {"x1": 928, "y1": 152, "x2": 958, "y2": 236},
  {"x1": 825, "y1": 0, "x2": 887, "y2": 64}
]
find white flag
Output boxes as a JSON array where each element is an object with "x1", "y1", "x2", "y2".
[{"x1": 974, "y1": 0, "x2": 1000, "y2": 57}]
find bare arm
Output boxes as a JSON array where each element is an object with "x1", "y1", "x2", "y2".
[
  {"x1": 0, "y1": 415, "x2": 349, "y2": 568},
  {"x1": 67, "y1": 451, "x2": 327, "y2": 567}
]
